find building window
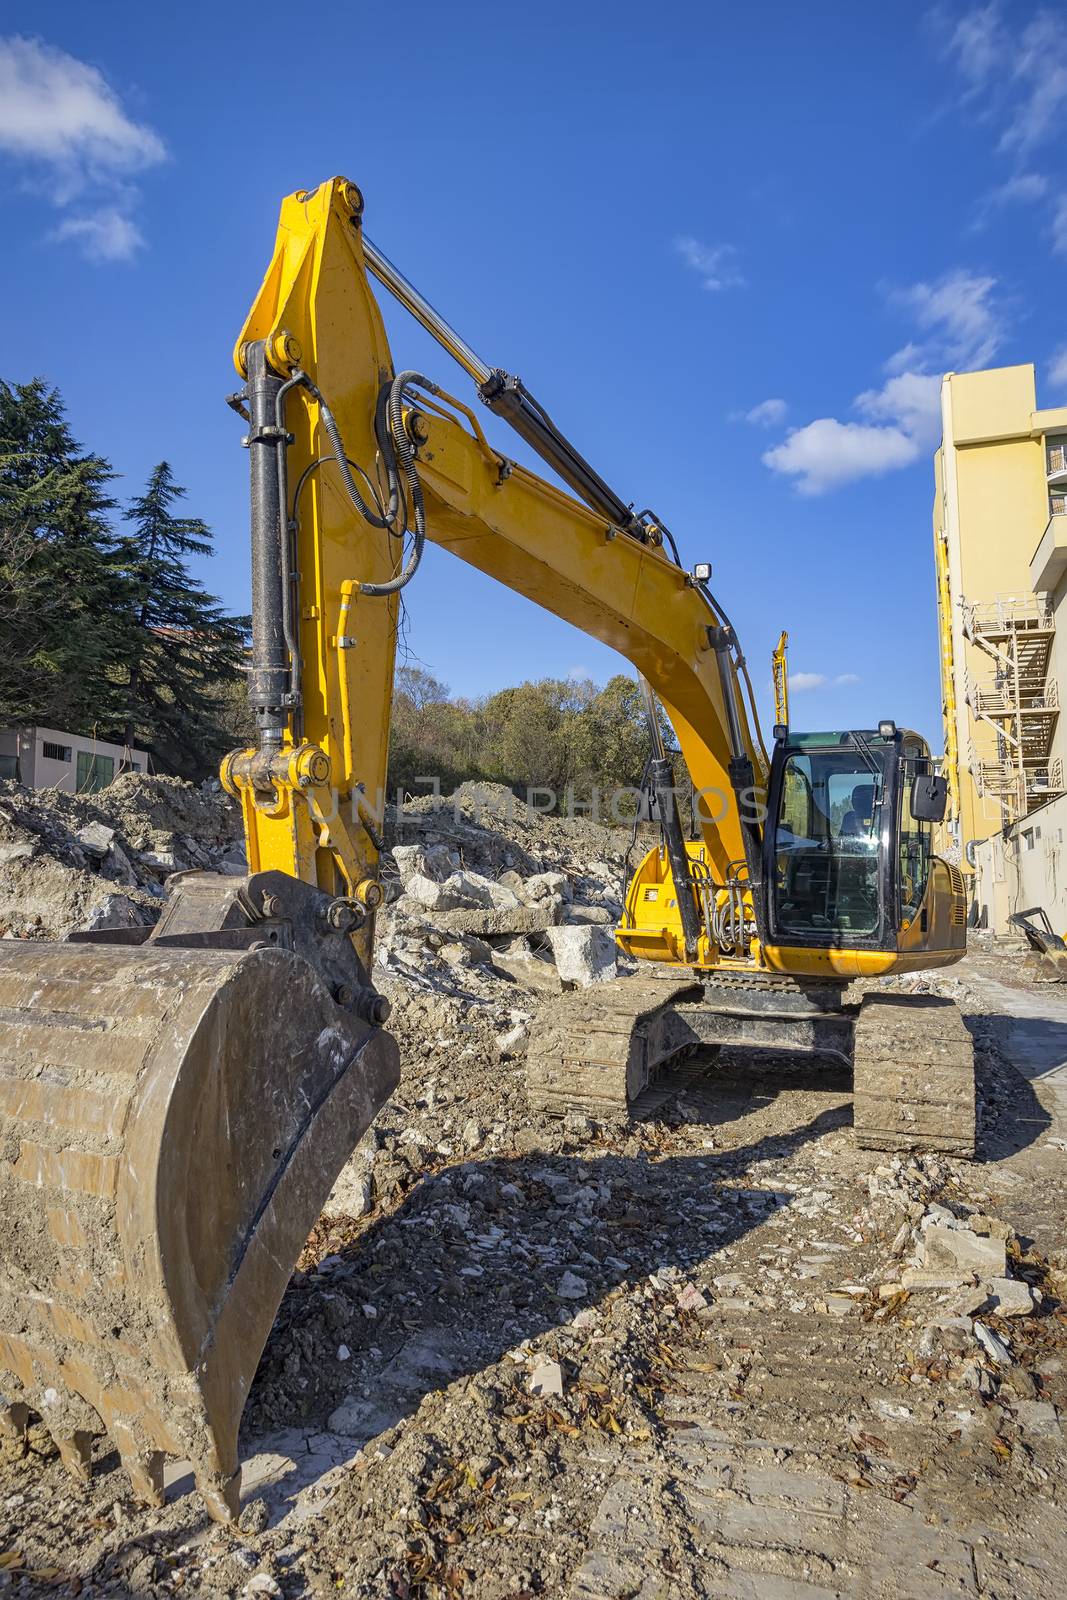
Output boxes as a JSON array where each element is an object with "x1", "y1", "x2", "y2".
[
  {"x1": 76, "y1": 751, "x2": 115, "y2": 794},
  {"x1": 0, "y1": 755, "x2": 17, "y2": 781},
  {"x1": 41, "y1": 741, "x2": 72, "y2": 762},
  {"x1": 1022, "y1": 828, "x2": 1035, "y2": 852}
]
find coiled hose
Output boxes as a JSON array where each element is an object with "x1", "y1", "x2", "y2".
[
  {"x1": 357, "y1": 370, "x2": 438, "y2": 598},
  {"x1": 292, "y1": 368, "x2": 434, "y2": 597}
]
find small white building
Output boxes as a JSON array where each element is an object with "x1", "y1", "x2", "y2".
[{"x1": 0, "y1": 726, "x2": 149, "y2": 795}]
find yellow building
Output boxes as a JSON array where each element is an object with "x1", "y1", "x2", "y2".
[{"x1": 934, "y1": 363, "x2": 1067, "y2": 933}]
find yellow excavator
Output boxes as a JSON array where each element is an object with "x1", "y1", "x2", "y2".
[{"x1": 0, "y1": 178, "x2": 973, "y2": 1520}]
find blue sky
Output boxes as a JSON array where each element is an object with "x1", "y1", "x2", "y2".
[{"x1": 1, "y1": 2, "x2": 1064, "y2": 747}]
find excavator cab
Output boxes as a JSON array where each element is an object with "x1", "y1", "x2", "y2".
[{"x1": 763, "y1": 726, "x2": 964, "y2": 974}]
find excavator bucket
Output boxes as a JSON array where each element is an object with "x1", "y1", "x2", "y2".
[{"x1": 0, "y1": 872, "x2": 398, "y2": 1519}]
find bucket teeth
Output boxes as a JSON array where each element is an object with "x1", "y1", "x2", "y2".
[
  {"x1": 0, "y1": 1401, "x2": 30, "y2": 1440},
  {"x1": 197, "y1": 1467, "x2": 242, "y2": 1524},
  {"x1": 111, "y1": 1426, "x2": 167, "y2": 1508},
  {"x1": 53, "y1": 1429, "x2": 95, "y2": 1483}
]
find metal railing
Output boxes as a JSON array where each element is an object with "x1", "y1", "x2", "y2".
[{"x1": 965, "y1": 594, "x2": 1055, "y2": 635}]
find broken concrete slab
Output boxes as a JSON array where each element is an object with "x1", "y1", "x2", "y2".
[
  {"x1": 562, "y1": 903, "x2": 615, "y2": 925},
  {"x1": 980, "y1": 1277, "x2": 1037, "y2": 1317},
  {"x1": 75, "y1": 821, "x2": 115, "y2": 858},
  {"x1": 1011, "y1": 1400, "x2": 1061, "y2": 1438},
  {"x1": 523, "y1": 870, "x2": 570, "y2": 903},
  {"x1": 974, "y1": 1321, "x2": 1012, "y2": 1365},
  {"x1": 435, "y1": 903, "x2": 563, "y2": 937},
  {"x1": 403, "y1": 873, "x2": 484, "y2": 913},
  {"x1": 921, "y1": 1224, "x2": 1007, "y2": 1278},
  {"x1": 78, "y1": 892, "x2": 146, "y2": 932},
  {"x1": 902, "y1": 1269, "x2": 975, "y2": 1291},
  {"x1": 545, "y1": 923, "x2": 617, "y2": 986},
  {"x1": 0, "y1": 842, "x2": 35, "y2": 866},
  {"x1": 391, "y1": 842, "x2": 457, "y2": 884},
  {"x1": 529, "y1": 1359, "x2": 564, "y2": 1398}
]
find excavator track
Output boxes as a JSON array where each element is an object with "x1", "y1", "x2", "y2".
[
  {"x1": 528, "y1": 976, "x2": 975, "y2": 1159},
  {"x1": 526, "y1": 976, "x2": 701, "y2": 1120},
  {"x1": 852, "y1": 992, "x2": 975, "y2": 1157},
  {"x1": 0, "y1": 928, "x2": 398, "y2": 1519}
]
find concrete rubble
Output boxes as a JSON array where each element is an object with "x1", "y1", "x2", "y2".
[
  {"x1": 0, "y1": 772, "x2": 245, "y2": 939},
  {"x1": 0, "y1": 777, "x2": 1065, "y2": 1595}
]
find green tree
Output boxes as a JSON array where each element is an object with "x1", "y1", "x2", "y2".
[
  {"x1": 113, "y1": 462, "x2": 248, "y2": 777},
  {"x1": 0, "y1": 378, "x2": 126, "y2": 732},
  {"x1": 589, "y1": 674, "x2": 654, "y2": 793},
  {"x1": 388, "y1": 666, "x2": 480, "y2": 795}
]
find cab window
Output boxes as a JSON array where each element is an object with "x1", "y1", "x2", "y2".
[
  {"x1": 772, "y1": 747, "x2": 885, "y2": 940},
  {"x1": 898, "y1": 756, "x2": 933, "y2": 923}
]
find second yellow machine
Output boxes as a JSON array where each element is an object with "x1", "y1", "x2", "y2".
[{"x1": 0, "y1": 177, "x2": 972, "y2": 1519}]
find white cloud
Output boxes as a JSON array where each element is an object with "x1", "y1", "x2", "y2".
[
  {"x1": 973, "y1": 171, "x2": 1048, "y2": 229},
  {"x1": 940, "y1": 3, "x2": 1001, "y2": 94},
  {"x1": 763, "y1": 418, "x2": 919, "y2": 497},
  {"x1": 855, "y1": 371, "x2": 942, "y2": 447},
  {"x1": 1049, "y1": 347, "x2": 1067, "y2": 392},
  {"x1": 0, "y1": 36, "x2": 164, "y2": 178},
  {"x1": 892, "y1": 269, "x2": 1003, "y2": 371},
  {"x1": 0, "y1": 35, "x2": 164, "y2": 262},
  {"x1": 1001, "y1": 12, "x2": 1067, "y2": 155},
  {"x1": 789, "y1": 670, "x2": 861, "y2": 693},
  {"x1": 884, "y1": 341, "x2": 924, "y2": 376},
  {"x1": 743, "y1": 397, "x2": 787, "y2": 427},
  {"x1": 51, "y1": 208, "x2": 144, "y2": 262},
  {"x1": 762, "y1": 269, "x2": 1005, "y2": 495},
  {"x1": 673, "y1": 235, "x2": 745, "y2": 291},
  {"x1": 1052, "y1": 197, "x2": 1067, "y2": 258},
  {"x1": 935, "y1": 7, "x2": 1067, "y2": 156}
]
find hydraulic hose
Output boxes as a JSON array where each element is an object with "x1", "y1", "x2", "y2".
[
  {"x1": 355, "y1": 371, "x2": 437, "y2": 598},
  {"x1": 287, "y1": 369, "x2": 434, "y2": 600},
  {"x1": 297, "y1": 375, "x2": 397, "y2": 530}
]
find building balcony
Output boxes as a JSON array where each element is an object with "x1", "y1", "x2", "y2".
[{"x1": 1031, "y1": 513, "x2": 1067, "y2": 593}]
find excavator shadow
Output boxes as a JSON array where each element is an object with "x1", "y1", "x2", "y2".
[
  {"x1": 643, "y1": 1042, "x2": 854, "y2": 1132},
  {"x1": 661, "y1": 1017, "x2": 1051, "y2": 1164},
  {"x1": 967, "y1": 1011, "x2": 1056, "y2": 1162},
  {"x1": 64, "y1": 1105, "x2": 849, "y2": 1583},
  {"x1": 79, "y1": 1020, "x2": 1045, "y2": 1546},
  {"x1": 230, "y1": 1102, "x2": 850, "y2": 1527}
]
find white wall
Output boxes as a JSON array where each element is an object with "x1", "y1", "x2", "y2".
[
  {"x1": 1015, "y1": 793, "x2": 1067, "y2": 936},
  {"x1": 0, "y1": 726, "x2": 148, "y2": 794}
]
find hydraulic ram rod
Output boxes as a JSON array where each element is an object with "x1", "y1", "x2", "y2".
[
  {"x1": 363, "y1": 235, "x2": 640, "y2": 536},
  {"x1": 363, "y1": 236, "x2": 493, "y2": 387}
]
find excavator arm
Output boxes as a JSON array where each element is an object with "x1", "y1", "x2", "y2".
[{"x1": 226, "y1": 176, "x2": 769, "y2": 966}]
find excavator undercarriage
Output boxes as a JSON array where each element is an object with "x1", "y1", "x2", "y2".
[{"x1": 527, "y1": 972, "x2": 975, "y2": 1158}]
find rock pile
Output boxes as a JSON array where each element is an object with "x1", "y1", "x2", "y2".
[
  {"x1": 376, "y1": 781, "x2": 645, "y2": 1009},
  {"x1": 0, "y1": 773, "x2": 244, "y2": 939}
]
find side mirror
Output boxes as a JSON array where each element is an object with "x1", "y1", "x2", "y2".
[{"x1": 910, "y1": 772, "x2": 948, "y2": 823}]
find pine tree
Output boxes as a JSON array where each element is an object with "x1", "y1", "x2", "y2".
[
  {"x1": 0, "y1": 378, "x2": 126, "y2": 732},
  {"x1": 114, "y1": 462, "x2": 248, "y2": 777}
]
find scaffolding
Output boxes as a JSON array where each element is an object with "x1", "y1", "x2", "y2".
[{"x1": 963, "y1": 594, "x2": 1063, "y2": 823}]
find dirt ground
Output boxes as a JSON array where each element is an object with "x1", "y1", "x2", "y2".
[{"x1": 1, "y1": 945, "x2": 1066, "y2": 1599}]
